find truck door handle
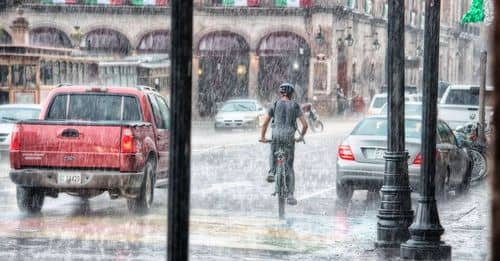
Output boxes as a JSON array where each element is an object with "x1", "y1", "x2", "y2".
[{"x1": 60, "y1": 128, "x2": 80, "y2": 138}]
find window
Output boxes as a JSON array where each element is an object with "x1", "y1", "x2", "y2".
[
  {"x1": 347, "y1": 0, "x2": 355, "y2": 9},
  {"x1": 12, "y1": 65, "x2": 36, "y2": 88},
  {"x1": 155, "y1": 95, "x2": 171, "y2": 129},
  {"x1": 364, "y1": 0, "x2": 372, "y2": 14},
  {"x1": 444, "y1": 88, "x2": 494, "y2": 106},
  {"x1": 148, "y1": 94, "x2": 166, "y2": 129},
  {"x1": 46, "y1": 94, "x2": 141, "y2": 121},
  {"x1": 41, "y1": 61, "x2": 54, "y2": 85},
  {"x1": 351, "y1": 118, "x2": 422, "y2": 139},
  {"x1": 0, "y1": 65, "x2": 8, "y2": 86}
]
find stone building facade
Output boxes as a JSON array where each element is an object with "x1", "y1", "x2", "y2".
[{"x1": 0, "y1": 0, "x2": 482, "y2": 116}]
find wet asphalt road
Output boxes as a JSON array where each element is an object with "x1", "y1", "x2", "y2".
[{"x1": 0, "y1": 118, "x2": 490, "y2": 260}]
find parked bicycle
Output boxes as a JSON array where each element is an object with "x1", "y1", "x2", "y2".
[
  {"x1": 261, "y1": 138, "x2": 304, "y2": 219},
  {"x1": 454, "y1": 121, "x2": 489, "y2": 182},
  {"x1": 301, "y1": 103, "x2": 324, "y2": 132}
]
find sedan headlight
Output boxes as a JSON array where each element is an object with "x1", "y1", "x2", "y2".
[
  {"x1": 244, "y1": 116, "x2": 255, "y2": 120},
  {"x1": 215, "y1": 117, "x2": 223, "y2": 121}
]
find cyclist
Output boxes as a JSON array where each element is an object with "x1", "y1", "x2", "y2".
[{"x1": 259, "y1": 83, "x2": 308, "y2": 205}]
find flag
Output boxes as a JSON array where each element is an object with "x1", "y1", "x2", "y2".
[
  {"x1": 85, "y1": 0, "x2": 124, "y2": 4},
  {"x1": 461, "y1": 0, "x2": 485, "y2": 24},
  {"x1": 42, "y1": 0, "x2": 78, "y2": 4},
  {"x1": 275, "y1": 0, "x2": 311, "y2": 7},
  {"x1": 131, "y1": 0, "x2": 167, "y2": 5},
  {"x1": 222, "y1": 0, "x2": 259, "y2": 6}
]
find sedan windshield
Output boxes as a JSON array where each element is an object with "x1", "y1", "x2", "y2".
[
  {"x1": 351, "y1": 118, "x2": 422, "y2": 139},
  {"x1": 0, "y1": 108, "x2": 40, "y2": 122},
  {"x1": 220, "y1": 102, "x2": 256, "y2": 112}
]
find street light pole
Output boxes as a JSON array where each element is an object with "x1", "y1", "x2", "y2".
[
  {"x1": 375, "y1": 0, "x2": 414, "y2": 248},
  {"x1": 400, "y1": 0, "x2": 451, "y2": 259},
  {"x1": 168, "y1": 0, "x2": 193, "y2": 260}
]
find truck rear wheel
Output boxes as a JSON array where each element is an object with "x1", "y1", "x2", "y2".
[
  {"x1": 128, "y1": 160, "x2": 155, "y2": 214},
  {"x1": 16, "y1": 186, "x2": 44, "y2": 213}
]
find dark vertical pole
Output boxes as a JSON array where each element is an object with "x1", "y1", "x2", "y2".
[
  {"x1": 400, "y1": 0, "x2": 451, "y2": 259},
  {"x1": 168, "y1": 0, "x2": 193, "y2": 260},
  {"x1": 492, "y1": 1, "x2": 500, "y2": 259},
  {"x1": 375, "y1": 0, "x2": 414, "y2": 249},
  {"x1": 478, "y1": 51, "x2": 487, "y2": 143}
]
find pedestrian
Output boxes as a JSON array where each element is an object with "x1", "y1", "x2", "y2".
[{"x1": 259, "y1": 83, "x2": 308, "y2": 205}]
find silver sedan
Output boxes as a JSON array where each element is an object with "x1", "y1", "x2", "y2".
[{"x1": 336, "y1": 115, "x2": 472, "y2": 201}]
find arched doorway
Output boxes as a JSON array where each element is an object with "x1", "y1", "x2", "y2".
[
  {"x1": 0, "y1": 29, "x2": 12, "y2": 44},
  {"x1": 82, "y1": 28, "x2": 131, "y2": 55},
  {"x1": 257, "y1": 32, "x2": 310, "y2": 103},
  {"x1": 197, "y1": 31, "x2": 250, "y2": 117},
  {"x1": 30, "y1": 27, "x2": 72, "y2": 48},
  {"x1": 137, "y1": 30, "x2": 170, "y2": 53}
]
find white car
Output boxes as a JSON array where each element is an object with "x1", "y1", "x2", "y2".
[
  {"x1": 438, "y1": 84, "x2": 494, "y2": 129},
  {"x1": 0, "y1": 104, "x2": 41, "y2": 165},
  {"x1": 368, "y1": 93, "x2": 421, "y2": 115},
  {"x1": 214, "y1": 99, "x2": 266, "y2": 130}
]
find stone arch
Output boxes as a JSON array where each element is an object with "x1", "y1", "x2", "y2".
[
  {"x1": 256, "y1": 31, "x2": 311, "y2": 103},
  {"x1": 0, "y1": 29, "x2": 12, "y2": 44},
  {"x1": 252, "y1": 26, "x2": 311, "y2": 52},
  {"x1": 196, "y1": 31, "x2": 251, "y2": 117},
  {"x1": 82, "y1": 28, "x2": 131, "y2": 55},
  {"x1": 136, "y1": 30, "x2": 170, "y2": 54},
  {"x1": 29, "y1": 26, "x2": 73, "y2": 48},
  {"x1": 194, "y1": 28, "x2": 252, "y2": 53}
]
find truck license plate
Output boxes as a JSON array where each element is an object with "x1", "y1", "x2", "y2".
[{"x1": 57, "y1": 173, "x2": 81, "y2": 185}]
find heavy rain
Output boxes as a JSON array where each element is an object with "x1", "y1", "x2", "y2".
[{"x1": 0, "y1": 0, "x2": 495, "y2": 260}]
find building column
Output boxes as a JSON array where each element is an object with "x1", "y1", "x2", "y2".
[
  {"x1": 248, "y1": 51, "x2": 259, "y2": 99},
  {"x1": 9, "y1": 9, "x2": 29, "y2": 45},
  {"x1": 192, "y1": 56, "x2": 200, "y2": 119}
]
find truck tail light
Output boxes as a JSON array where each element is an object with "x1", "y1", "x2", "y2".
[
  {"x1": 338, "y1": 145, "x2": 355, "y2": 161},
  {"x1": 121, "y1": 128, "x2": 135, "y2": 153},
  {"x1": 10, "y1": 124, "x2": 20, "y2": 151}
]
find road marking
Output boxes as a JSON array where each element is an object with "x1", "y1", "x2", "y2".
[
  {"x1": 297, "y1": 187, "x2": 335, "y2": 201},
  {"x1": 196, "y1": 181, "x2": 255, "y2": 194}
]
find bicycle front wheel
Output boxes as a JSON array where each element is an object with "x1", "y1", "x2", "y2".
[
  {"x1": 469, "y1": 149, "x2": 487, "y2": 182},
  {"x1": 278, "y1": 197, "x2": 285, "y2": 219}
]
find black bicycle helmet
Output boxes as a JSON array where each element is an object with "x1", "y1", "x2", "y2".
[{"x1": 279, "y1": 83, "x2": 295, "y2": 96}]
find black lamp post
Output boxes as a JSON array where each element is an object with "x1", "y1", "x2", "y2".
[
  {"x1": 375, "y1": 0, "x2": 414, "y2": 248},
  {"x1": 400, "y1": 0, "x2": 451, "y2": 258},
  {"x1": 168, "y1": 0, "x2": 193, "y2": 260}
]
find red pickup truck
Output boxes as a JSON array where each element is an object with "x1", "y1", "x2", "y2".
[{"x1": 9, "y1": 85, "x2": 170, "y2": 213}]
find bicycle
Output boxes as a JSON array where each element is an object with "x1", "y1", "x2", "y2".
[
  {"x1": 454, "y1": 121, "x2": 490, "y2": 182},
  {"x1": 261, "y1": 137, "x2": 304, "y2": 219}
]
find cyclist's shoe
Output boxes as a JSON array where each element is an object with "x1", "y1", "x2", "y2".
[
  {"x1": 287, "y1": 197, "x2": 297, "y2": 205},
  {"x1": 266, "y1": 174, "x2": 275, "y2": 183}
]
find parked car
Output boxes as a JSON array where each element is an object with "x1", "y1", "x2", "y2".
[
  {"x1": 214, "y1": 99, "x2": 266, "y2": 130},
  {"x1": 336, "y1": 115, "x2": 472, "y2": 201},
  {"x1": 438, "y1": 81, "x2": 451, "y2": 102},
  {"x1": 0, "y1": 104, "x2": 41, "y2": 166},
  {"x1": 380, "y1": 102, "x2": 422, "y2": 116},
  {"x1": 9, "y1": 85, "x2": 169, "y2": 213},
  {"x1": 438, "y1": 84, "x2": 494, "y2": 129},
  {"x1": 367, "y1": 93, "x2": 420, "y2": 115}
]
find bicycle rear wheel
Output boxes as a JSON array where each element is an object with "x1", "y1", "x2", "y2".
[{"x1": 278, "y1": 197, "x2": 285, "y2": 219}]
